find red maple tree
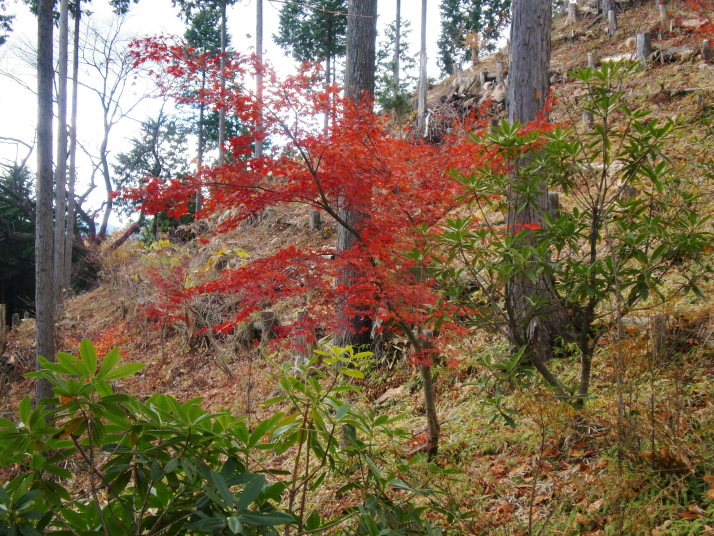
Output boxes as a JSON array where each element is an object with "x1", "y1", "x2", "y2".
[{"x1": 125, "y1": 37, "x2": 489, "y2": 383}]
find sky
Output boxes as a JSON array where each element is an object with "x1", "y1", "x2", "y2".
[{"x1": 0, "y1": 0, "x2": 445, "y2": 224}]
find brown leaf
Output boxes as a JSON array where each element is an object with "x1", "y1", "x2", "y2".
[
  {"x1": 703, "y1": 474, "x2": 714, "y2": 487},
  {"x1": 588, "y1": 499, "x2": 605, "y2": 513},
  {"x1": 575, "y1": 513, "x2": 589, "y2": 525},
  {"x1": 706, "y1": 488, "x2": 714, "y2": 501}
]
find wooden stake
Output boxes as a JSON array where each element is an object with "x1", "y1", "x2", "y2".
[{"x1": 588, "y1": 52, "x2": 597, "y2": 69}]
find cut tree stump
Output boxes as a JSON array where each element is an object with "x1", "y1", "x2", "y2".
[
  {"x1": 636, "y1": 33, "x2": 652, "y2": 68},
  {"x1": 588, "y1": 52, "x2": 597, "y2": 69},
  {"x1": 260, "y1": 310, "x2": 277, "y2": 348},
  {"x1": 309, "y1": 209, "x2": 321, "y2": 231},
  {"x1": 567, "y1": 1, "x2": 578, "y2": 24}
]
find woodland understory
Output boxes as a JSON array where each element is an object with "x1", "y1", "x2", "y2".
[{"x1": 1, "y1": 0, "x2": 714, "y2": 535}]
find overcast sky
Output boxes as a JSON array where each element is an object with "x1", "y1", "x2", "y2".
[{"x1": 0, "y1": 0, "x2": 444, "y2": 222}]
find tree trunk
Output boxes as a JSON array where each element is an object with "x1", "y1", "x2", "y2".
[
  {"x1": 507, "y1": 0, "x2": 568, "y2": 399},
  {"x1": 218, "y1": 0, "x2": 227, "y2": 165},
  {"x1": 97, "y1": 121, "x2": 113, "y2": 239},
  {"x1": 64, "y1": 3, "x2": 81, "y2": 293},
  {"x1": 36, "y1": 0, "x2": 56, "y2": 401},
  {"x1": 335, "y1": 0, "x2": 377, "y2": 349},
  {"x1": 255, "y1": 0, "x2": 264, "y2": 158},
  {"x1": 393, "y1": 0, "x2": 401, "y2": 111},
  {"x1": 417, "y1": 0, "x2": 427, "y2": 130},
  {"x1": 54, "y1": 0, "x2": 69, "y2": 305}
]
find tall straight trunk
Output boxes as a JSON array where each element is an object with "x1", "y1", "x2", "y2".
[
  {"x1": 335, "y1": 0, "x2": 377, "y2": 349},
  {"x1": 36, "y1": 0, "x2": 55, "y2": 401},
  {"x1": 218, "y1": 0, "x2": 227, "y2": 165},
  {"x1": 64, "y1": 4, "x2": 81, "y2": 293},
  {"x1": 323, "y1": 16, "x2": 334, "y2": 131},
  {"x1": 418, "y1": 0, "x2": 427, "y2": 130},
  {"x1": 54, "y1": 0, "x2": 69, "y2": 305},
  {"x1": 196, "y1": 74, "x2": 206, "y2": 213},
  {"x1": 506, "y1": 0, "x2": 567, "y2": 398},
  {"x1": 255, "y1": 0, "x2": 263, "y2": 158},
  {"x1": 393, "y1": 0, "x2": 401, "y2": 108}
]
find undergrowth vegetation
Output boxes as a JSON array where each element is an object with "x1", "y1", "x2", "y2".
[{"x1": 3, "y1": 9, "x2": 714, "y2": 535}]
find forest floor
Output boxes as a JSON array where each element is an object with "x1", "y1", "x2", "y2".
[{"x1": 3, "y1": 1, "x2": 714, "y2": 534}]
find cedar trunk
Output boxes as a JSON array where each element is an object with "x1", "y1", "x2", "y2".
[
  {"x1": 54, "y1": 0, "x2": 69, "y2": 305},
  {"x1": 506, "y1": 0, "x2": 568, "y2": 398},
  {"x1": 36, "y1": 0, "x2": 56, "y2": 401},
  {"x1": 335, "y1": 0, "x2": 377, "y2": 349}
]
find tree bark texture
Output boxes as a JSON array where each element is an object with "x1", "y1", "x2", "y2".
[
  {"x1": 36, "y1": 0, "x2": 56, "y2": 401},
  {"x1": 507, "y1": 0, "x2": 551, "y2": 125},
  {"x1": 54, "y1": 0, "x2": 69, "y2": 304},
  {"x1": 64, "y1": 5, "x2": 81, "y2": 293},
  {"x1": 255, "y1": 0, "x2": 264, "y2": 158},
  {"x1": 394, "y1": 0, "x2": 401, "y2": 107},
  {"x1": 636, "y1": 33, "x2": 652, "y2": 69},
  {"x1": 218, "y1": 0, "x2": 227, "y2": 165},
  {"x1": 344, "y1": 0, "x2": 377, "y2": 104},
  {"x1": 418, "y1": 0, "x2": 427, "y2": 130},
  {"x1": 335, "y1": 0, "x2": 377, "y2": 349},
  {"x1": 506, "y1": 0, "x2": 568, "y2": 398}
]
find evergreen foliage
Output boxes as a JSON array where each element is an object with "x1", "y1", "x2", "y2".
[
  {"x1": 375, "y1": 20, "x2": 417, "y2": 116},
  {"x1": 274, "y1": 0, "x2": 347, "y2": 82},
  {"x1": 0, "y1": 165, "x2": 35, "y2": 322},
  {"x1": 437, "y1": 0, "x2": 510, "y2": 76}
]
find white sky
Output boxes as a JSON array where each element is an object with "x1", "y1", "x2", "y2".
[{"x1": 0, "y1": 0, "x2": 444, "y2": 223}]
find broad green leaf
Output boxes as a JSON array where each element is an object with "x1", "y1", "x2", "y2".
[
  {"x1": 240, "y1": 511, "x2": 294, "y2": 527},
  {"x1": 227, "y1": 516, "x2": 243, "y2": 534},
  {"x1": 79, "y1": 339, "x2": 98, "y2": 375},
  {"x1": 236, "y1": 474, "x2": 265, "y2": 511},
  {"x1": 96, "y1": 348, "x2": 122, "y2": 381},
  {"x1": 102, "y1": 363, "x2": 145, "y2": 381},
  {"x1": 56, "y1": 352, "x2": 85, "y2": 376}
]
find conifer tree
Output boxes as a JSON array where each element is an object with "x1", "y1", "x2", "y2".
[
  {"x1": 437, "y1": 0, "x2": 511, "y2": 76},
  {"x1": 274, "y1": 0, "x2": 347, "y2": 90}
]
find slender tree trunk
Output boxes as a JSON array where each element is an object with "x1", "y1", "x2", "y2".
[
  {"x1": 197, "y1": 73, "x2": 206, "y2": 213},
  {"x1": 54, "y1": 0, "x2": 69, "y2": 305},
  {"x1": 97, "y1": 119, "x2": 113, "y2": 239},
  {"x1": 255, "y1": 0, "x2": 263, "y2": 158},
  {"x1": 36, "y1": 0, "x2": 55, "y2": 401},
  {"x1": 418, "y1": 0, "x2": 427, "y2": 130},
  {"x1": 218, "y1": 0, "x2": 227, "y2": 165},
  {"x1": 506, "y1": 0, "x2": 567, "y2": 398},
  {"x1": 335, "y1": 0, "x2": 377, "y2": 349},
  {"x1": 64, "y1": 4, "x2": 81, "y2": 293},
  {"x1": 393, "y1": 0, "x2": 401, "y2": 108}
]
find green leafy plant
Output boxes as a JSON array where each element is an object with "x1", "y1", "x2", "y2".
[
  {"x1": 0, "y1": 341, "x2": 457, "y2": 535},
  {"x1": 0, "y1": 339, "x2": 294, "y2": 535},
  {"x1": 429, "y1": 61, "x2": 714, "y2": 403}
]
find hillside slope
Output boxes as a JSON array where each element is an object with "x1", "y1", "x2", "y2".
[{"x1": 3, "y1": 1, "x2": 714, "y2": 534}]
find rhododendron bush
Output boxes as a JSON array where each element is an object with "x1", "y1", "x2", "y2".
[{"x1": 125, "y1": 36, "x2": 484, "y2": 352}]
